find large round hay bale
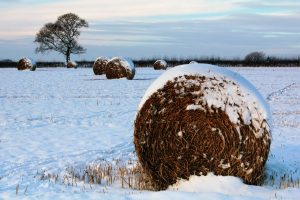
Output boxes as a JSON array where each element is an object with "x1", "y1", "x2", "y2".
[
  {"x1": 17, "y1": 58, "x2": 34, "y2": 70},
  {"x1": 67, "y1": 61, "x2": 77, "y2": 68},
  {"x1": 93, "y1": 57, "x2": 109, "y2": 75},
  {"x1": 106, "y1": 57, "x2": 135, "y2": 80},
  {"x1": 134, "y1": 64, "x2": 271, "y2": 190},
  {"x1": 153, "y1": 60, "x2": 167, "y2": 70}
]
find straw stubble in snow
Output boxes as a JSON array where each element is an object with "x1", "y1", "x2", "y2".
[{"x1": 0, "y1": 67, "x2": 299, "y2": 199}]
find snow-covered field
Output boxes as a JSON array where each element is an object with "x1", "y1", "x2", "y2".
[{"x1": 0, "y1": 67, "x2": 299, "y2": 199}]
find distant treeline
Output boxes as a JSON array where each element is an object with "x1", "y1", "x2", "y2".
[
  {"x1": 134, "y1": 57, "x2": 300, "y2": 67},
  {"x1": 0, "y1": 60, "x2": 95, "y2": 68},
  {"x1": 1, "y1": 57, "x2": 300, "y2": 68}
]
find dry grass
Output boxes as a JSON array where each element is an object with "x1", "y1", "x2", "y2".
[
  {"x1": 265, "y1": 170, "x2": 300, "y2": 189},
  {"x1": 35, "y1": 159, "x2": 154, "y2": 191},
  {"x1": 27, "y1": 158, "x2": 300, "y2": 196},
  {"x1": 16, "y1": 184, "x2": 19, "y2": 195}
]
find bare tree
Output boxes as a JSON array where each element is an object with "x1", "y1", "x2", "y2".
[
  {"x1": 34, "y1": 13, "x2": 88, "y2": 63},
  {"x1": 244, "y1": 51, "x2": 266, "y2": 63}
]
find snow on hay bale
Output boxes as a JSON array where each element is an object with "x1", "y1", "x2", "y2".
[
  {"x1": 134, "y1": 64, "x2": 271, "y2": 190},
  {"x1": 153, "y1": 60, "x2": 167, "y2": 70},
  {"x1": 189, "y1": 61, "x2": 198, "y2": 64},
  {"x1": 106, "y1": 57, "x2": 135, "y2": 80},
  {"x1": 67, "y1": 61, "x2": 77, "y2": 68},
  {"x1": 17, "y1": 58, "x2": 35, "y2": 71},
  {"x1": 93, "y1": 57, "x2": 109, "y2": 75}
]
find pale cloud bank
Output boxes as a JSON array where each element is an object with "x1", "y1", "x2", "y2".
[{"x1": 0, "y1": 0, "x2": 299, "y2": 60}]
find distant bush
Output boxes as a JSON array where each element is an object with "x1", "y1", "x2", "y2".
[
  {"x1": 34, "y1": 62, "x2": 64, "y2": 68},
  {"x1": 244, "y1": 51, "x2": 266, "y2": 65},
  {"x1": 0, "y1": 60, "x2": 16, "y2": 68}
]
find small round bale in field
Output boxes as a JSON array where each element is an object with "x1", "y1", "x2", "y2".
[
  {"x1": 17, "y1": 58, "x2": 34, "y2": 71},
  {"x1": 67, "y1": 61, "x2": 77, "y2": 68},
  {"x1": 106, "y1": 57, "x2": 135, "y2": 80},
  {"x1": 153, "y1": 60, "x2": 167, "y2": 70},
  {"x1": 93, "y1": 57, "x2": 109, "y2": 75},
  {"x1": 134, "y1": 64, "x2": 271, "y2": 190},
  {"x1": 30, "y1": 61, "x2": 37, "y2": 71}
]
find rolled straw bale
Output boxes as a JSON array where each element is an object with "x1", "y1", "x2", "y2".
[
  {"x1": 93, "y1": 57, "x2": 109, "y2": 75},
  {"x1": 134, "y1": 64, "x2": 271, "y2": 190},
  {"x1": 153, "y1": 60, "x2": 167, "y2": 70},
  {"x1": 67, "y1": 61, "x2": 77, "y2": 68},
  {"x1": 106, "y1": 57, "x2": 135, "y2": 80},
  {"x1": 17, "y1": 58, "x2": 33, "y2": 70},
  {"x1": 30, "y1": 61, "x2": 37, "y2": 71}
]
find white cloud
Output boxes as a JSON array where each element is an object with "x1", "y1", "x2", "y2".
[
  {"x1": 0, "y1": 0, "x2": 237, "y2": 38},
  {"x1": 0, "y1": 0, "x2": 300, "y2": 59}
]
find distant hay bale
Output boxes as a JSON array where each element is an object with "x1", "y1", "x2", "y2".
[
  {"x1": 153, "y1": 60, "x2": 167, "y2": 70},
  {"x1": 93, "y1": 57, "x2": 109, "y2": 75},
  {"x1": 17, "y1": 58, "x2": 34, "y2": 70},
  {"x1": 134, "y1": 64, "x2": 271, "y2": 190},
  {"x1": 106, "y1": 57, "x2": 135, "y2": 80},
  {"x1": 67, "y1": 61, "x2": 77, "y2": 68},
  {"x1": 189, "y1": 61, "x2": 198, "y2": 64}
]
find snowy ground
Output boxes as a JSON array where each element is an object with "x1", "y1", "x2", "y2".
[{"x1": 0, "y1": 67, "x2": 299, "y2": 199}]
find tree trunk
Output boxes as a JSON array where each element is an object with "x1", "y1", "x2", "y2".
[{"x1": 66, "y1": 47, "x2": 71, "y2": 64}]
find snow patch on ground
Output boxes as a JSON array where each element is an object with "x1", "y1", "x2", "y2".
[
  {"x1": 169, "y1": 174, "x2": 300, "y2": 199},
  {"x1": 0, "y1": 67, "x2": 300, "y2": 199}
]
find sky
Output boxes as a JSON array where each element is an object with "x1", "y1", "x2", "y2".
[{"x1": 0, "y1": 0, "x2": 299, "y2": 61}]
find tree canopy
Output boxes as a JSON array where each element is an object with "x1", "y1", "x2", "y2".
[
  {"x1": 244, "y1": 51, "x2": 266, "y2": 64},
  {"x1": 34, "y1": 13, "x2": 88, "y2": 63}
]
